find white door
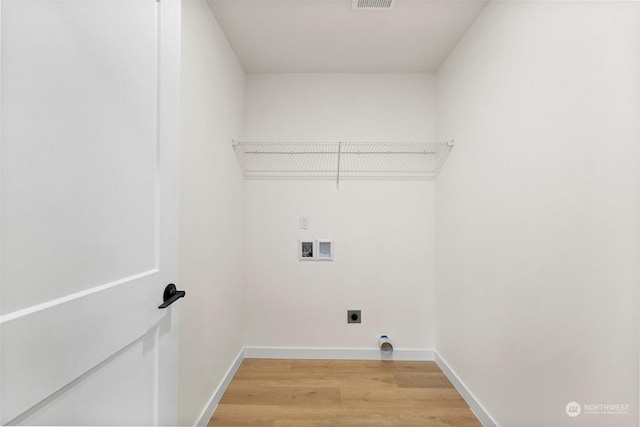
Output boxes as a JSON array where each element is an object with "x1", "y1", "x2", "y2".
[{"x1": 0, "y1": 0, "x2": 181, "y2": 425}]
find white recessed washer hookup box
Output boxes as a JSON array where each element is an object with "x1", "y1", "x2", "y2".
[{"x1": 298, "y1": 240, "x2": 333, "y2": 261}]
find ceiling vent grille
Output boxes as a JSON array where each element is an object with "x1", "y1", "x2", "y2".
[{"x1": 351, "y1": 0, "x2": 397, "y2": 10}]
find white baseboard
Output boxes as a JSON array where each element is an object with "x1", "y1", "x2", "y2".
[
  {"x1": 244, "y1": 346, "x2": 434, "y2": 361},
  {"x1": 434, "y1": 352, "x2": 498, "y2": 427},
  {"x1": 195, "y1": 347, "x2": 245, "y2": 427}
]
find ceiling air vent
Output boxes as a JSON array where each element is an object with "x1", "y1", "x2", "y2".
[{"x1": 351, "y1": 0, "x2": 397, "y2": 10}]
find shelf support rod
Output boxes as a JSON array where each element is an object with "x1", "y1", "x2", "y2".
[{"x1": 336, "y1": 142, "x2": 342, "y2": 190}]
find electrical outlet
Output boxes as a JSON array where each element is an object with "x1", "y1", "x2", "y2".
[{"x1": 347, "y1": 310, "x2": 361, "y2": 324}]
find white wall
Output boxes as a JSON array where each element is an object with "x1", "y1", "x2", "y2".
[
  {"x1": 242, "y1": 74, "x2": 437, "y2": 353},
  {"x1": 436, "y1": 2, "x2": 639, "y2": 426},
  {"x1": 179, "y1": 2, "x2": 245, "y2": 425}
]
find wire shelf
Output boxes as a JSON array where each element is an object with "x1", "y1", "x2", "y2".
[{"x1": 232, "y1": 140, "x2": 454, "y2": 185}]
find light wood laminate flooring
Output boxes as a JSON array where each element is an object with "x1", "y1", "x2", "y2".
[{"x1": 208, "y1": 359, "x2": 482, "y2": 427}]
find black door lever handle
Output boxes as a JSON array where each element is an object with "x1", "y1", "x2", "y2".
[{"x1": 158, "y1": 283, "x2": 185, "y2": 309}]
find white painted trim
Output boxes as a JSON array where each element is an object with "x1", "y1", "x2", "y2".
[
  {"x1": 434, "y1": 352, "x2": 498, "y2": 427},
  {"x1": 244, "y1": 346, "x2": 434, "y2": 361},
  {"x1": 194, "y1": 348, "x2": 245, "y2": 427}
]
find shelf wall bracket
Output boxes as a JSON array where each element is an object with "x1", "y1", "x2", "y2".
[{"x1": 336, "y1": 142, "x2": 342, "y2": 189}]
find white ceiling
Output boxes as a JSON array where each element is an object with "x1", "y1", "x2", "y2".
[{"x1": 207, "y1": 0, "x2": 489, "y2": 73}]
